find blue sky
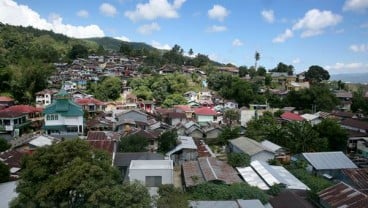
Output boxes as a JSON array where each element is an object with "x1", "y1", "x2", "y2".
[{"x1": 0, "y1": 0, "x2": 367, "y2": 74}]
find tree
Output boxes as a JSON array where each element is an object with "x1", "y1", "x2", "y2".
[
  {"x1": 254, "y1": 51, "x2": 260, "y2": 71},
  {"x1": 119, "y1": 134, "x2": 149, "y2": 152},
  {"x1": 68, "y1": 44, "x2": 88, "y2": 59},
  {"x1": 227, "y1": 152, "x2": 251, "y2": 167},
  {"x1": 11, "y1": 140, "x2": 151, "y2": 207},
  {"x1": 162, "y1": 94, "x2": 187, "y2": 108},
  {"x1": 256, "y1": 66, "x2": 267, "y2": 76},
  {"x1": 305, "y1": 65, "x2": 330, "y2": 83},
  {"x1": 351, "y1": 88, "x2": 368, "y2": 114},
  {"x1": 314, "y1": 119, "x2": 348, "y2": 151},
  {"x1": 91, "y1": 76, "x2": 122, "y2": 101},
  {"x1": 156, "y1": 185, "x2": 188, "y2": 208},
  {"x1": 269, "y1": 62, "x2": 294, "y2": 75},
  {"x1": 0, "y1": 161, "x2": 10, "y2": 183},
  {"x1": 218, "y1": 126, "x2": 240, "y2": 145},
  {"x1": 223, "y1": 109, "x2": 239, "y2": 126},
  {"x1": 188, "y1": 48, "x2": 194, "y2": 56},
  {"x1": 0, "y1": 137, "x2": 11, "y2": 152},
  {"x1": 120, "y1": 43, "x2": 132, "y2": 56},
  {"x1": 158, "y1": 130, "x2": 178, "y2": 153}
]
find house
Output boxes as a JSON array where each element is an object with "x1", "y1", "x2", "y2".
[
  {"x1": 114, "y1": 152, "x2": 164, "y2": 180},
  {"x1": 0, "y1": 96, "x2": 14, "y2": 109},
  {"x1": 334, "y1": 90, "x2": 353, "y2": 111},
  {"x1": 318, "y1": 182, "x2": 368, "y2": 208},
  {"x1": 129, "y1": 128, "x2": 161, "y2": 152},
  {"x1": 75, "y1": 97, "x2": 106, "y2": 114},
  {"x1": 183, "y1": 91, "x2": 197, "y2": 102},
  {"x1": 237, "y1": 160, "x2": 309, "y2": 191},
  {"x1": 228, "y1": 137, "x2": 275, "y2": 162},
  {"x1": 269, "y1": 190, "x2": 315, "y2": 208},
  {"x1": 0, "y1": 109, "x2": 30, "y2": 137},
  {"x1": 166, "y1": 111, "x2": 187, "y2": 126},
  {"x1": 0, "y1": 149, "x2": 26, "y2": 178},
  {"x1": 166, "y1": 136, "x2": 197, "y2": 165},
  {"x1": 280, "y1": 112, "x2": 304, "y2": 122},
  {"x1": 194, "y1": 107, "x2": 217, "y2": 125},
  {"x1": 86, "y1": 113, "x2": 114, "y2": 131},
  {"x1": 35, "y1": 89, "x2": 58, "y2": 108},
  {"x1": 340, "y1": 118, "x2": 368, "y2": 134},
  {"x1": 182, "y1": 157, "x2": 242, "y2": 187},
  {"x1": 302, "y1": 151, "x2": 357, "y2": 179},
  {"x1": 138, "y1": 100, "x2": 155, "y2": 113},
  {"x1": 15, "y1": 134, "x2": 59, "y2": 154},
  {"x1": 260, "y1": 140, "x2": 290, "y2": 163},
  {"x1": 174, "y1": 105, "x2": 194, "y2": 119},
  {"x1": 224, "y1": 101, "x2": 238, "y2": 109},
  {"x1": 204, "y1": 126, "x2": 222, "y2": 142},
  {"x1": 286, "y1": 81, "x2": 310, "y2": 91},
  {"x1": 115, "y1": 109, "x2": 148, "y2": 131},
  {"x1": 128, "y1": 160, "x2": 173, "y2": 187},
  {"x1": 189, "y1": 199, "x2": 266, "y2": 208},
  {"x1": 301, "y1": 113, "x2": 321, "y2": 126},
  {"x1": 43, "y1": 89, "x2": 84, "y2": 137},
  {"x1": 86, "y1": 131, "x2": 120, "y2": 154},
  {"x1": 0, "y1": 105, "x2": 43, "y2": 132}
]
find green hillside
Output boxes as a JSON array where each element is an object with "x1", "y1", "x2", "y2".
[{"x1": 86, "y1": 37, "x2": 157, "y2": 52}]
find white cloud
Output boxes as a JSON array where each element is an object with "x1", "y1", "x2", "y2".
[
  {"x1": 114, "y1": 36, "x2": 131, "y2": 42},
  {"x1": 273, "y1": 9, "x2": 342, "y2": 43},
  {"x1": 208, "y1": 4, "x2": 229, "y2": 21},
  {"x1": 137, "y1": 22, "x2": 160, "y2": 35},
  {"x1": 99, "y1": 3, "x2": 117, "y2": 17},
  {"x1": 261, "y1": 9, "x2": 274, "y2": 23},
  {"x1": 350, "y1": 43, "x2": 368, "y2": 52},
  {"x1": 325, "y1": 62, "x2": 368, "y2": 73},
  {"x1": 292, "y1": 58, "x2": 301, "y2": 64},
  {"x1": 207, "y1": 25, "x2": 227, "y2": 32},
  {"x1": 343, "y1": 0, "x2": 368, "y2": 12},
  {"x1": 273, "y1": 29, "x2": 293, "y2": 43},
  {"x1": 232, "y1": 38, "x2": 243, "y2": 46},
  {"x1": 292, "y1": 9, "x2": 342, "y2": 37},
  {"x1": 125, "y1": 0, "x2": 186, "y2": 22},
  {"x1": 0, "y1": 0, "x2": 104, "y2": 38},
  {"x1": 151, "y1": 40, "x2": 171, "y2": 50},
  {"x1": 76, "y1": 10, "x2": 89, "y2": 18}
]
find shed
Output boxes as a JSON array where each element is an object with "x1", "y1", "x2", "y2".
[{"x1": 128, "y1": 160, "x2": 173, "y2": 187}]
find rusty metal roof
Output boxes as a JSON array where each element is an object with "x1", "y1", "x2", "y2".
[{"x1": 342, "y1": 168, "x2": 368, "y2": 194}]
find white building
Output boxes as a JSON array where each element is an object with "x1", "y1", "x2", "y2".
[
  {"x1": 35, "y1": 89, "x2": 58, "y2": 108},
  {"x1": 128, "y1": 160, "x2": 173, "y2": 187}
]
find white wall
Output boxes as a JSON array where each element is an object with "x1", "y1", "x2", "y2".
[
  {"x1": 44, "y1": 114, "x2": 83, "y2": 126},
  {"x1": 129, "y1": 168, "x2": 173, "y2": 186}
]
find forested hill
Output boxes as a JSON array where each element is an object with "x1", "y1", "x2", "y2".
[{"x1": 86, "y1": 37, "x2": 157, "y2": 52}]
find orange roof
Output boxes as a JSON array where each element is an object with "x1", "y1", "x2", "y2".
[
  {"x1": 0, "y1": 96, "x2": 14, "y2": 102},
  {"x1": 194, "y1": 107, "x2": 217, "y2": 116},
  {"x1": 75, "y1": 98, "x2": 105, "y2": 105},
  {"x1": 2, "y1": 105, "x2": 42, "y2": 113},
  {"x1": 281, "y1": 112, "x2": 304, "y2": 121}
]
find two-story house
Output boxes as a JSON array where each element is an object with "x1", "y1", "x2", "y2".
[
  {"x1": 35, "y1": 89, "x2": 58, "y2": 108},
  {"x1": 75, "y1": 97, "x2": 106, "y2": 114},
  {"x1": 43, "y1": 89, "x2": 84, "y2": 137}
]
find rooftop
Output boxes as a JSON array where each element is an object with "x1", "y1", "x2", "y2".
[
  {"x1": 302, "y1": 151, "x2": 357, "y2": 170},
  {"x1": 194, "y1": 107, "x2": 217, "y2": 116},
  {"x1": 114, "y1": 152, "x2": 164, "y2": 167},
  {"x1": 236, "y1": 166, "x2": 269, "y2": 190},
  {"x1": 281, "y1": 112, "x2": 304, "y2": 122},
  {"x1": 166, "y1": 136, "x2": 197, "y2": 156},
  {"x1": 229, "y1": 137, "x2": 272, "y2": 156},
  {"x1": 129, "y1": 160, "x2": 173, "y2": 170}
]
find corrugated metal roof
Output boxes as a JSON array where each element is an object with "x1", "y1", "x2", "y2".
[
  {"x1": 166, "y1": 136, "x2": 197, "y2": 156},
  {"x1": 318, "y1": 182, "x2": 368, "y2": 208},
  {"x1": 189, "y1": 200, "x2": 266, "y2": 208},
  {"x1": 341, "y1": 168, "x2": 368, "y2": 194},
  {"x1": 250, "y1": 160, "x2": 309, "y2": 190},
  {"x1": 260, "y1": 140, "x2": 282, "y2": 153},
  {"x1": 29, "y1": 135, "x2": 53, "y2": 147},
  {"x1": 302, "y1": 152, "x2": 357, "y2": 170},
  {"x1": 0, "y1": 181, "x2": 17, "y2": 208},
  {"x1": 229, "y1": 137, "x2": 271, "y2": 156},
  {"x1": 236, "y1": 167, "x2": 269, "y2": 190}
]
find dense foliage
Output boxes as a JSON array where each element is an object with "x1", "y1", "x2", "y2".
[
  {"x1": 188, "y1": 182, "x2": 268, "y2": 204},
  {"x1": 119, "y1": 134, "x2": 149, "y2": 152},
  {"x1": 351, "y1": 88, "x2": 368, "y2": 114},
  {"x1": 227, "y1": 152, "x2": 251, "y2": 167},
  {"x1": 11, "y1": 140, "x2": 150, "y2": 207},
  {"x1": 305, "y1": 65, "x2": 330, "y2": 83},
  {"x1": 0, "y1": 161, "x2": 10, "y2": 183},
  {"x1": 88, "y1": 76, "x2": 122, "y2": 101},
  {"x1": 0, "y1": 137, "x2": 11, "y2": 152},
  {"x1": 314, "y1": 119, "x2": 348, "y2": 151},
  {"x1": 157, "y1": 130, "x2": 178, "y2": 153},
  {"x1": 156, "y1": 185, "x2": 188, "y2": 208}
]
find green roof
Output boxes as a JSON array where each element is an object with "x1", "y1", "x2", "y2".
[
  {"x1": 43, "y1": 125, "x2": 67, "y2": 131},
  {"x1": 43, "y1": 90, "x2": 83, "y2": 117}
]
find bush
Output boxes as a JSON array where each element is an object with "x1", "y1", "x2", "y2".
[{"x1": 227, "y1": 152, "x2": 251, "y2": 167}]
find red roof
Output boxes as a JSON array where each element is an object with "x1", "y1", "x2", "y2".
[
  {"x1": 281, "y1": 112, "x2": 304, "y2": 121},
  {"x1": 2, "y1": 105, "x2": 42, "y2": 113},
  {"x1": 0, "y1": 96, "x2": 14, "y2": 102},
  {"x1": 75, "y1": 98, "x2": 105, "y2": 106},
  {"x1": 194, "y1": 107, "x2": 217, "y2": 116}
]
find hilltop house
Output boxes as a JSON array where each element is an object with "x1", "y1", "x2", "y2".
[{"x1": 43, "y1": 89, "x2": 84, "y2": 137}]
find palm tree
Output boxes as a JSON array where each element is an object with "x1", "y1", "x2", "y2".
[{"x1": 254, "y1": 51, "x2": 260, "y2": 71}]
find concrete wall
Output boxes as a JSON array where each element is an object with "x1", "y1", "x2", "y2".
[{"x1": 129, "y1": 168, "x2": 173, "y2": 186}]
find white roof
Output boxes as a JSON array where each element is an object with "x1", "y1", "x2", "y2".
[
  {"x1": 302, "y1": 152, "x2": 357, "y2": 170},
  {"x1": 29, "y1": 135, "x2": 53, "y2": 147},
  {"x1": 166, "y1": 136, "x2": 197, "y2": 156},
  {"x1": 0, "y1": 181, "x2": 17, "y2": 208},
  {"x1": 251, "y1": 160, "x2": 310, "y2": 190},
  {"x1": 129, "y1": 160, "x2": 173, "y2": 170},
  {"x1": 301, "y1": 113, "x2": 319, "y2": 121},
  {"x1": 236, "y1": 167, "x2": 269, "y2": 190},
  {"x1": 261, "y1": 140, "x2": 282, "y2": 153}
]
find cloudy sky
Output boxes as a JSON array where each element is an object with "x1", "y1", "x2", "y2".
[{"x1": 0, "y1": 0, "x2": 367, "y2": 74}]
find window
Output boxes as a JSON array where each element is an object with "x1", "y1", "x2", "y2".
[
  {"x1": 50, "y1": 115, "x2": 54, "y2": 120},
  {"x1": 55, "y1": 114, "x2": 58, "y2": 120},
  {"x1": 46, "y1": 115, "x2": 50, "y2": 120},
  {"x1": 145, "y1": 176, "x2": 162, "y2": 187}
]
